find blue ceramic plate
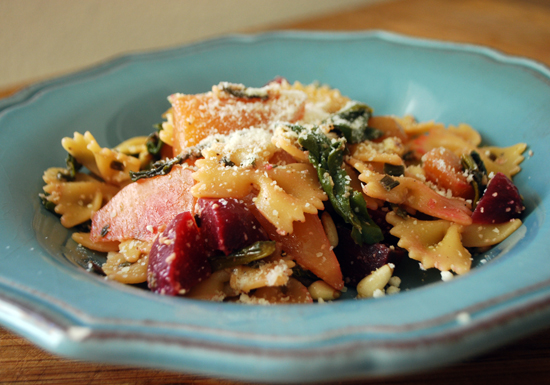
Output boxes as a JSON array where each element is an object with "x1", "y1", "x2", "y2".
[{"x1": 0, "y1": 31, "x2": 549, "y2": 382}]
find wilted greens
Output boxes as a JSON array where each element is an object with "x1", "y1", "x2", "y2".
[
  {"x1": 326, "y1": 102, "x2": 383, "y2": 144},
  {"x1": 210, "y1": 241, "x2": 277, "y2": 270},
  {"x1": 288, "y1": 123, "x2": 383, "y2": 245}
]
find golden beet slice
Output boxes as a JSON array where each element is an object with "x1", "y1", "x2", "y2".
[
  {"x1": 90, "y1": 166, "x2": 195, "y2": 243},
  {"x1": 247, "y1": 202, "x2": 344, "y2": 291}
]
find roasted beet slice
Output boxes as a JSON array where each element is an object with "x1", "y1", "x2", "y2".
[
  {"x1": 147, "y1": 212, "x2": 211, "y2": 296},
  {"x1": 471, "y1": 172, "x2": 524, "y2": 224},
  {"x1": 198, "y1": 198, "x2": 268, "y2": 255},
  {"x1": 334, "y1": 224, "x2": 403, "y2": 286}
]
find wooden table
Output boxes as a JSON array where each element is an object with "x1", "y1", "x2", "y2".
[{"x1": 2, "y1": 0, "x2": 550, "y2": 383}]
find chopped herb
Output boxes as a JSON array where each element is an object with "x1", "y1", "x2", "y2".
[
  {"x1": 383, "y1": 163, "x2": 405, "y2": 176},
  {"x1": 289, "y1": 124, "x2": 383, "y2": 245},
  {"x1": 130, "y1": 145, "x2": 204, "y2": 182},
  {"x1": 327, "y1": 102, "x2": 383, "y2": 144},
  {"x1": 65, "y1": 153, "x2": 82, "y2": 181},
  {"x1": 118, "y1": 261, "x2": 133, "y2": 268},
  {"x1": 390, "y1": 203, "x2": 409, "y2": 219},
  {"x1": 56, "y1": 170, "x2": 69, "y2": 181},
  {"x1": 221, "y1": 83, "x2": 269, "y2": 100},
  {"x1": 209, "y1": 241, "x2": 277, "y2": 270},
  {"x1": 146, "y1": 123, "x2": 164, "y2": 157},
  {"x1": 240, "y1": 156, "x2": 256, "y2": 168},
  {"x1": 380, "y1": 175, "x2": 400, "y2": 191},
  {"x1": 130, "y1": 156, "x2": 182, "y2": 181},
  {"x1": 110, "y1": 160, "x2": 125, "y2": 171},
  {"x1": 39, "y1": 193, "x2": 57, "y2": 214},
  {"x1": 100, "y1": 224, "x2": 110, "y2": 237},
  {"x1": 220, "y1": 156, "x2": 235, "y2": 167},
  {"x1": 291, "y1": 265, "x2": 318, "y2": 287},
  {"x1": 461, "y1": 151, "x2": 488, "y2": 208}
]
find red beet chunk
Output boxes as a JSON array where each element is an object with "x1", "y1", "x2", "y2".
[
  {"x1": 198, "y1": 198, "x2": 268, "y2": 255},
  {"x1": 147, "y1": 212, "x2": 211, "y2": 296},
  {"x1": 471, "y1": 172, "x2": 524, "y2": 224},
  {"x1": 334, "y1": 224, "x2": 403, "y2": 286}
]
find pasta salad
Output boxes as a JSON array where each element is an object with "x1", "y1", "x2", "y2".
[{"x1": 40, "y1": 79, "x2": 526, "y2": 304}]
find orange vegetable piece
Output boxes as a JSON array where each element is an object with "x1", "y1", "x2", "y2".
[
  {"x1": 170, "y1": 89, "x2": 305, "y2": 155},
  {"x1": 422, "y1": 147, "x2": 474, "y2": 199}
]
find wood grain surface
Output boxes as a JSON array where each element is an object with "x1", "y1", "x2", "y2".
[{"x1": 2, "y1": 0, "x2": 550, "y2": 383}]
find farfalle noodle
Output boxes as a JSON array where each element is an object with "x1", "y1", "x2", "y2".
[{"x1": 386, "y1": 212, "x2": 471, "y2": 275}]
